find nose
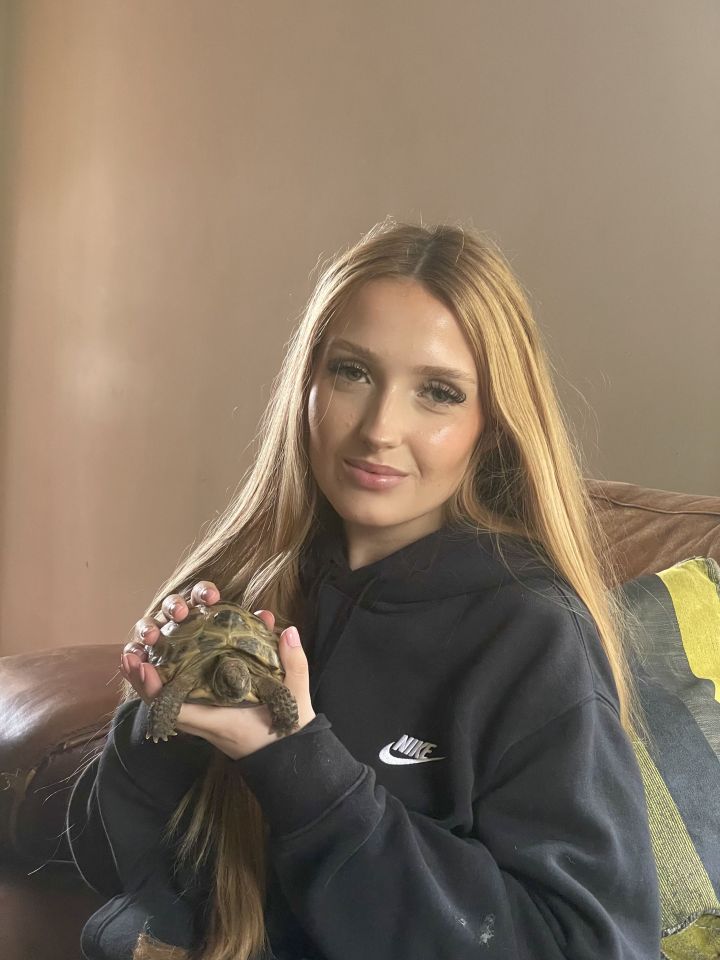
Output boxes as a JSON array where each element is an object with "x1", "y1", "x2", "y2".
[{"x1": 357, "y1": 387, "x2": 405, "y2": 449}]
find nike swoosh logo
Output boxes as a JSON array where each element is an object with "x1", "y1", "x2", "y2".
[{"x1": 378, "y1": 743, "x2": 446, "y2": 765}]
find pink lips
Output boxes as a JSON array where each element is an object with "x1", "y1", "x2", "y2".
[
  {"x1": 343, "y1": 460, "x2": 408, "y2": 491},
  {"x1": 344, "y1": 458, "x2": 408, "y2": 477}
]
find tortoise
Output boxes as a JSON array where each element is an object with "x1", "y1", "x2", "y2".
[{"x1": 143, "y1": 600, "x2": 299, "y2": 743}]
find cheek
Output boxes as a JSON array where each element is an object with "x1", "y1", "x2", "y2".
[
  {"x1": 307, "y1": 384, "x2": 356, "y2": 443},
  {"x1": 306, "y1": 385, "x2": 323, "y2": 434},
  {"x1": 422, "y1": 421, "x2": 479, "y2": 467}
]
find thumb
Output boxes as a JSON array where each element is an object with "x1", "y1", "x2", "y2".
[
  {"x1": 279, "y1": 626, "x2": 308, "y2": 679},
  {"x1": 278, "y1": 626, "x2": 315, "y2": 727}
]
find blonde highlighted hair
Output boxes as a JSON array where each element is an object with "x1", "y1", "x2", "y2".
[{"x1": 122, "y1": 218, "x2": 646, "y2": 960}]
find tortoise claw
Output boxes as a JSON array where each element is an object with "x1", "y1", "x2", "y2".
[{"x1": 145, "y1": 729, "x2": 176, "y2": 742}]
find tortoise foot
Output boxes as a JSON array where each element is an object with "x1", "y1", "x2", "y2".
[
  {"x1": 255, "y1": 676, "x2": 300, "y2": 737},
  {"x1": 146, "y1": 691, "x2": 184, "y2": 743}
]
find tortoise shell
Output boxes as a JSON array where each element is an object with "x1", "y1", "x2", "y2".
[
  {"x1": 144, "y1": 601, "x2": 299, "y2": 742},
  {"x1": 149, "y1": 602, "x2": 283, "y2": 690}
]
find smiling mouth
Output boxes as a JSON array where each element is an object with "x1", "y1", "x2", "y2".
[
  {"x1": 344, "y1": 458, "x2": 408, "y2": 477},
  {"x1": 343, "y1": 460, "x2": 408, "y2": 490}
]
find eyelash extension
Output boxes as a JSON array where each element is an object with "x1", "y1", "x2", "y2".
[{"x1": 327, "y1": 359, "x2": 466, "y2": 406}]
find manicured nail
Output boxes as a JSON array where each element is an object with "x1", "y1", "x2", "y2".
[
  {"x1": 139, "y1": 664, "x2": 146, "y2": 683},
  {"x1": 285, "y1": 626, "x2": 301, "y2": 647}
]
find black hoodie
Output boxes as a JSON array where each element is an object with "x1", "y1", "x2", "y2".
[{"x1": 67, "y1": 519, "x2": 661, "y2": 959}]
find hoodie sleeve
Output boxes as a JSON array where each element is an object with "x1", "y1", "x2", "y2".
[
  {"x1": 235, "y1": 697, "x2": 660, "y2": 960},
  {"x1": 67, "y1": 697, "x2": 216, "y2": 892},
  {"x1": 66, "y1": 698, "x2": 217, "y2": 953}
]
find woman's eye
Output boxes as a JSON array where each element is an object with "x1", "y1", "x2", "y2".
[
  {"x1": 426, "y1": 382, "x2": 465, "y2": 405},
  {"x1": 327, "y1": 359, "x2": 465, "y2": 406},
  {"x1": 332, "y1": 360, "x2": 366, "y2": 382}
]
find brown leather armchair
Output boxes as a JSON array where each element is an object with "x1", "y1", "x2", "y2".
[{"x1": 2, "y1": 479, "x2": 719, "y2": 960}]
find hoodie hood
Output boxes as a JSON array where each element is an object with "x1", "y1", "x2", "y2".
[{"x1": 299, "y1": 508, "x2": 563, "y2": 609}]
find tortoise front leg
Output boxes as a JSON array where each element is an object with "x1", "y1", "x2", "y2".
[
  {"x1": 254, "y1": 675, "x2": 300, "y2": 737},
  {"x1": 146, "y1": 671, "x2": 198, "y2": 743}
]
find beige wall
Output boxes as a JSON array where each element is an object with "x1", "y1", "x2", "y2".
[{"x1": 1, "y1": 0, "x2": 719, "y2": 655}]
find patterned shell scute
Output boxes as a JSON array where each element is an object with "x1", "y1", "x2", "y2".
[{"x1": 148, "y1": 602, "x2": 282, "y2": 699}]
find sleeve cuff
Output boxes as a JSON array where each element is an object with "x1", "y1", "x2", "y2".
[{"x1": 233, "y1": 713, "x2": 368, "y2": 836}]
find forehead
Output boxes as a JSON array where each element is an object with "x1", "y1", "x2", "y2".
[{"x1": 322, "y1": 278, "x2": 475, "y2": 368}]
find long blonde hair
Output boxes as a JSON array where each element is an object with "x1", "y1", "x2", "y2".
[{"x1": 122, "y1": 218, "x2": 647, "y2": 960}]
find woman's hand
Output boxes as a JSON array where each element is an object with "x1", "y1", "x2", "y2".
[{"x1": 120, "y1": 581, "x2": 316, "y2": 759}]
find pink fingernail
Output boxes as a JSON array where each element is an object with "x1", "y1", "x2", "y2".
[
  {"x1": 139, "y1": 664, "x2": 146, "y2": 683},
  {"x1": 285, "y1": 626, "x2": 301, "y2": 647}
]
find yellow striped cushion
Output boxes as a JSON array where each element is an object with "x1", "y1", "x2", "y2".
[{"x1": 620, "y1": 557, "x2": 720, "y2": 959}]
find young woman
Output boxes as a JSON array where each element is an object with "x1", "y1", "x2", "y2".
[{"x1": 67, "y1": 219, "x2": 661, "y2": 960}]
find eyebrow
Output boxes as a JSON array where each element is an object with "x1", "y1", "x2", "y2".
[{"x1": 328, "y1": 338, "x2": 477, "y2": 385}]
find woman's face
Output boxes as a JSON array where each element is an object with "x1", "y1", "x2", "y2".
[{"x1": 307, "y1": 277, "x2": 486, "y2": 567}]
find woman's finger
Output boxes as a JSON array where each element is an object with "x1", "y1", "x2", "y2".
[
  {"x1": 254, "y1": 609, "x2": 276, "y2": 632},
  {"x1": 277, "y1": 625, "x2": 315, "y2": 728},
  {"x1": 190, "y1": 581, "x2": 221, "y2": 606},
  {"x1": 123, "y1": 639, "x2": 149, "y2": 661},
  {"x1": 121, "y1": 652, "x2": 164, "y2": 704},
  {"x1": 133, "y1": 616, "x2": 155, "y2": 638},
  {"x1": 161, "y1": 593, "x2": 189, "y2": 621}
]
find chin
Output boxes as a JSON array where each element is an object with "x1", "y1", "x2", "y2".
[
  {"x1": 339, "y1": 499, "x2": 437, "y2": 532},
  {"x1": 330, "y1": 501, "x2": 390, "y2": 526},
  {"x1": 323, "y1": 492, "x2": 394, "y2": 525}
]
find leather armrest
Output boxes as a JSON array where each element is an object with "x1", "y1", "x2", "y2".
[
  {"x1": 0, "y1": 644, "x2": 123, "y2": 866},
  {"x1": 0, "y1": 862, "x2": 106, "y2": 960}
]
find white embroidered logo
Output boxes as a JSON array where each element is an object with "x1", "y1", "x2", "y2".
[{"x1": 378, "y1": 734, "x2": 445, "y2": 765}]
